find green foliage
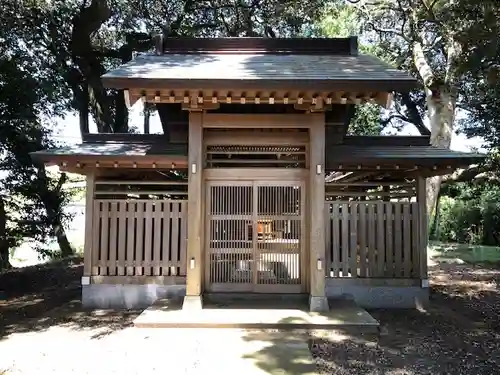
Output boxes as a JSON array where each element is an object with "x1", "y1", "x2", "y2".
[
  {"x1": 437, "y1": 184, "x2": 500, "y2": 246},
  {"x1": 437, "y1": 197, "x2": 482, "y2": 244},
  {"x1": 0, "y1": 9, "x2": 77, "y2": 267},
  {"x1": 479, "y1": 187, "x2": 500, "y2": 245},
  {"x1": 3, "y1": 0, "x2": 334, "y2": 134},
  {"x1": 451, "y1": 1, "x2": 500, "y2": 148},
  {"x1": 318, "y1": 2, "x2": 360, "y2": 38},
  {"x1": 318, "y1": 2, "x2": 383, "y2": 135},
  {"x1": 348, "y1": 103, "x2": 383, "y2": 136},
  {"x1": 345, "y1": 0, "x2": 500, "y2": 143}
]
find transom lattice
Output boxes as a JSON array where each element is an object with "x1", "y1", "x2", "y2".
[{"x1": 205, "y1": 145, "x2": 307, "y2": 168}]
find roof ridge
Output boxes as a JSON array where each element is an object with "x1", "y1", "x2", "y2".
[{"x1": 154, "y1": 36, "x2": 359, "y2": 56}]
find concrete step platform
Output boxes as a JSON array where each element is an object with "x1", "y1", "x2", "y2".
[{"x1": 133, "y1": 296, "x2": 379, "y2": 332}]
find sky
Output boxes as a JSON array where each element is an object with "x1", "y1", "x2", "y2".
[{"x1": 53, "y1": 100, "x2": 484, "y2": 153}]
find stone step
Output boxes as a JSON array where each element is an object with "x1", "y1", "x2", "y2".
[{"x1": 133, "y1": 296, "x2": 380, "y2": 332}]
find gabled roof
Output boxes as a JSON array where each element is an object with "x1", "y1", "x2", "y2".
[
  {"x1": 101, "y1": 53, "x2": 416, "y2": 91},
  {"x1": 101, "y1": 37, "x2": 417, "y2": 92}
]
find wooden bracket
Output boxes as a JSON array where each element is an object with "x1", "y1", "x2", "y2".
[{"x1": 181, "y1": 101, "x2": 220, "y2": 111}]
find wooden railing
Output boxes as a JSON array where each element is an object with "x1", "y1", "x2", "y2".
[
  {"x1": 91, "y1": 199, "x2": 188, "y2": 278},
  {"x1": 325, "y1": 201, "x2": 421, "y2": 278}
]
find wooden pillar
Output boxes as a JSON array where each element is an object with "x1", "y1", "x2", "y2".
[
  {"x1": 183, "y1": 111, "x2": 203, "y2": 309},
  {"x1": 83, "y1": 173, "x2": 95, "y2": 281},
  {"x1": 416, "y1": 176, "x2": 429, "y2": 283},
  {"x1": 309, "y1": 113, "x2": 329, "y2": 312}
]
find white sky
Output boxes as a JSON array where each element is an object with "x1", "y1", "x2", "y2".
[{"x1": 54, "y1": 100, "x2": 484, "y2": 152}]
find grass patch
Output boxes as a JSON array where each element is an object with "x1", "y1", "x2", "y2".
[{"x1": 429, "y1": 241, "x2": 500, "y2": 265}]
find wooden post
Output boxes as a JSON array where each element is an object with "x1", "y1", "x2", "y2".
[
  {"x1": 183, "y1": 111, "x2": 203, "y2": 310},
  {"x1": 83, "y1": 174, "x2": 95, "y2": 279},
  {"x1": 416, "y1": 176, "x2": 428, "y2": 283},
  {"x1": 309, "y1": 113, "x2": 329, "y2": 311}
]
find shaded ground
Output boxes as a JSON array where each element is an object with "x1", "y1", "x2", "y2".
[
  {"x1": 311, "y1": 260, "x2": 500, "y2": 374},
  {"x1": 1, "y1": 256, "x2": 500, "y2": 374},
  {"x1": 0, "y1": 258, "x2": 141, "y2": 340}
]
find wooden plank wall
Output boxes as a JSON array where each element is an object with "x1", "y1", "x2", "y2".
[
  {"x1": 91, "y1": 199, "x2": 188, "y2": 277},
  {"x1": 325, "y1": 201, "x2": 421, "y2": 278}
]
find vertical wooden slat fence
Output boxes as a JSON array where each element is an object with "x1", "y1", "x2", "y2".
[
  {"x1": 92, "y1": 199, "x2": 188, "y2": 277},
  {"x1": 325, "y1": 201, "x2": 421, "y2": 278}
]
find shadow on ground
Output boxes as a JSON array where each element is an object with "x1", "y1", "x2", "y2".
[
  {"x1": 0, "y1": 260, "x2": 141, "y2": 341},
  {"x1": 238, "y1": 259, "x2": 500, "y2": 375},
  {"x1": 309, "y1": 308, "x2": 499, "y2": 375},
  {"x1": 242, "y1": 327, "x2": 316, "y2": 375},
  {"x1": 429, "y1": 260, "x2": 500, "y2": 333},
  {"x1": 1, "y1": 257, "x2": 500, "y2": 374}
]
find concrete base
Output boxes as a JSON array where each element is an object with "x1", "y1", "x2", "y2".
[
  {"x1": 326, "y1": 284, "x2": 429, "y2": 308},
  {"x1": 82, "y1": 284, "x2": 185, "y2": 309},
  {"x1": 309, "y1": 295, "x2": 330, "y2": 312},
  {"x1": 81, "y1": 283, "x2": 428, "y2": 310},
  {"x1": 134, "y1": 298, "x2": 379, "y2": 331},
  {"x1": 182, "y1": 295, "x2": 203, "y2": 310}
]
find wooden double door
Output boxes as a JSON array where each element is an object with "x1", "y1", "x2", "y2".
[{"x1": 205, "y1": 180, "x2": 305, "y2": 293}]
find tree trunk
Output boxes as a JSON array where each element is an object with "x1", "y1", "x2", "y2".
[
  {"x1": 426, "y1": 87, "x2": 456, "y2": 217},
  {"x1": 79, "y1": 82, "x2": 90, "y2": 134},
  {"x1": 412, "y1": 40, "x2": 458, "y2": 218},
  {"x1": 113, "y1": 46, "x2": 133, "y2": 133},
  {"x1": 114, "y1": 90, "x2": 128, "y2": 133},
  {"x1": 431, "y1": 190, "x2": 442, "y2": 240},
  {"x1": 54, "y1": 222, "x2": 74, "y2": 257},
  {"x1": 70, "y1": 0, "x2": 114, "y2": 133},
  {"x1": 0, "y1": 196, "x2": 11, "y2": 271},
  {"x1": 48, "y1": 175, "x2": 75, "y2": 258},
  {"x1": 37, "y1": 171, "x2": 75, "y2": 257}
]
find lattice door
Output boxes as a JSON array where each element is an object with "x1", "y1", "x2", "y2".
[{"x1": 205, "y1": 181, "x2": 304, "y2": 293}]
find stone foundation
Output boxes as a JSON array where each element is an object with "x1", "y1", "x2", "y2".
[
  {"x1": 82, "y1": 282, "x2": 428, "y2": 309},
  {"x1": 326, "y1": 282, "x2": 429, "y2": 309},
  {"x1": 82, "y1": 284, "x2": 186, "y2": 309}
]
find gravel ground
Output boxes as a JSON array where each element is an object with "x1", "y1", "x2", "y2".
[
  {"x1": 311, "y1": 261, "x2": 500, "y2": 374},
  {"x1": 1, "y1": 259, "x2": 499, "y2": 374}
]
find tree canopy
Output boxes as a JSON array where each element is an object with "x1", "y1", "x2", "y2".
[{"x1": 0, "y1": 27, "x2": 75, "y2": 269}]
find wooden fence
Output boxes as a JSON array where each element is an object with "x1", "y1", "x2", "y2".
[
  {"x1": 91, "y1": 199, "x2": 188, "y2": 277},
  {"x1": 325, "y1": 201, "x2": 421, "y2": 278}
]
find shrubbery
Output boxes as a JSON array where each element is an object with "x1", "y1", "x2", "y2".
[{"x1": 436, "y1": 184, "x2": 500, "y2": 246}]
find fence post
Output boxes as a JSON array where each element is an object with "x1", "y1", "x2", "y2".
[
  {"x1": 83, "y1": 174, "x2": 95, "y2": 279},
  {"x1": 416, "y1": 176, "x2": 428, "y2": 281}
]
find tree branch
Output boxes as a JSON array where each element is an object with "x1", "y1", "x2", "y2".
[
  {"x1": 401, "y1": 93, "x2": 431, "y2": 135},
  {"x1": 366, "y1": 21, "x2": 408, "y2": 40},
  {"x1": 381, "y1": 113, "x2": 411, "y2": 126},
  {"x1": 412, "y1": 40, "x2": 436, "y2": 88}
]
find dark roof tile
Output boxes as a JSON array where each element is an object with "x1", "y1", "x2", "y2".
[
  {"x1": 31, "y1": 142, "x2": 187, "y2": 160},
  {"x1": 101, "y1": 53, "x2": 416, "y2": 91},
  {"x1": 326, "y1": 145, "x2": 485, "y2": 168}
]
